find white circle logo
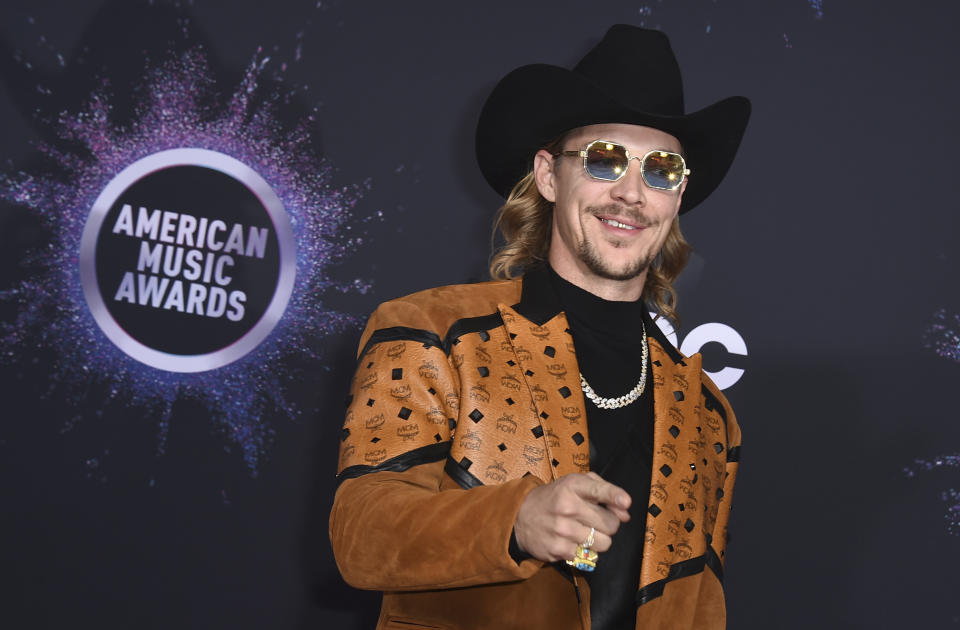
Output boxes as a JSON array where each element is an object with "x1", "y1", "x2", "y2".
[{"x1": 79, "y1": 148, "x2": 296, "y2": 373}]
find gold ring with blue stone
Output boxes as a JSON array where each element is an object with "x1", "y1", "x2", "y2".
[{"x1": 565, "y1": 544, "x2": 599, "y2": 572}]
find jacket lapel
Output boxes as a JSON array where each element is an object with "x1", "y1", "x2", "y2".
[
  {"x1": 639, "y1": 338, "x2": 710, "y2": 589},
  {"x1": 497, "y1": 303, "x2": 591, "y2": 481}
]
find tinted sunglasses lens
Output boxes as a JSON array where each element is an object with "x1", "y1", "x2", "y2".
[
  {"x1": 584, "y1": 142, "x2": 628, "y2": 181},
  {"x1": 642, "y1": 151, "x2": 686, "y2": 190}
]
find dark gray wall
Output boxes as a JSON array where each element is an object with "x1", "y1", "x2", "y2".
[{"x1": 1, "y1": 1, "x2": 958, "y2": 628}]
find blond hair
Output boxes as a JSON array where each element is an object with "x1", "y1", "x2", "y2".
[{"x1": 488, "y1": 142, "x2": 691, "y2": 325}]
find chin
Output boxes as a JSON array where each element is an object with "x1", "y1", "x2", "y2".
[{"x1": 582, "y1": 251, "x2": 652, "y2": 282}]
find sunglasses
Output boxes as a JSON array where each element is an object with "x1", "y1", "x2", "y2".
[{"x1": 554, "y1": 140, "x2": 690, "y2": 190}]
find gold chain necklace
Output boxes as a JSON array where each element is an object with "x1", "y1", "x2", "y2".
[{"x1": 579, "y1": 321, "x2": 648, "y2": 410}]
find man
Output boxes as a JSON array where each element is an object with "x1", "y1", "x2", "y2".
[{"x1": 330, "y1": 25, "x2": 749, "y2": 630}]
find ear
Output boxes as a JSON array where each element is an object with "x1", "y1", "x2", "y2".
[{"x1": 533, "y1": 149, "x2": 557, "y2": 203}]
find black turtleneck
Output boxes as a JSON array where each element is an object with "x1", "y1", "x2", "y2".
[{"x1": 547, "y1": 266, "x2": 655, "y2": 630}]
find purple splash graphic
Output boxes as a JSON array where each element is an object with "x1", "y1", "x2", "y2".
[
  {"x1": 0, "y1": 45, "x2": 371, "y2": 476},
  {"x1": 808, "y1": 0, "x2": 824, "y2": 19},
  {"x1": 925, "y1": 309, "x2": 960, "y2": 363},
  {"x1": 905, "y1": 308, "x2": 960, "y2": 534}
]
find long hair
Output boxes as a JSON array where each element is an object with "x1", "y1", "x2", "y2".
[{"x1": 488, "y1": 141, "x2": 692, "y2": 325}]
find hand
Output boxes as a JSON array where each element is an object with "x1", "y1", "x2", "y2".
[{"x1": 513, "y1": 472, "x2": 631, "y2": 563}]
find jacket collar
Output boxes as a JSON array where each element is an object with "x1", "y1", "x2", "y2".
[
  {"x1": 512, "y1": 264, "x2": 564, "y2": 326},
  {"x1": 514, "y1": 265, "x2": 686, "y2": 366}
]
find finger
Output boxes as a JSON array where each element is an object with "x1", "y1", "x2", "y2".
[
  {"x1": 606, "y1": 504, "x2": 631, "y2": 523},
  {"x1": 580, "y1": 473, "x2": 630, "y2": 521},
  {"x1": 550, "y1": 510, "x2": 613, "y2": 551},
  {"x1": 575, "y1": 501, "x2": 623, "y2": 536},
  {"x1": 591, "y1": 530, "x2": 614, "y2": 553},
  {"x1": 570, "y1": 474, "x2": 631, "y2": 511},
  {"x1": 573, "y1": 523, "x2": 614, "y2": 553}
]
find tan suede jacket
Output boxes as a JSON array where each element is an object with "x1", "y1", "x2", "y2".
[{"x1": 329, "y1": 269, "x2": 741, "y2": 630}]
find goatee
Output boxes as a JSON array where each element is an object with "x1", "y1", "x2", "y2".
[{"x1": 577, "y1": 205, "x2": 655, "y2": 281}]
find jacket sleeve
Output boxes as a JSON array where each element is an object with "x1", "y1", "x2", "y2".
[{"x1": 329, "y1": 304, "x2": 544, "y2": 591}]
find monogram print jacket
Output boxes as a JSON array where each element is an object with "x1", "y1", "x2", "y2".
[{"x1": 329, "y1": 267, "x2": 741, "y2": 630}]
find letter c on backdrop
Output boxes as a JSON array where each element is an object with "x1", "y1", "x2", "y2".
[{"x1": 654, "y1": 317, "x2": 748, "y2": 391}]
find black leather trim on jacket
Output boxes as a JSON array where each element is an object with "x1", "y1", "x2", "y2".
[
  {"x1": 726, "y1": 445, "x2": 741, "y2": 462},
  {"x1": 443, "y1": 312, "x2": 504, "y2": 354},
  {"x1": 443, "y1": 454, "x2": 484, "y2": 489},
  {"x1": 635, "y1": 553, "x2": 719, "y2": 607},
  {"x1": 359, "y1": 326, "x2": 443, "y2": 361},
  {"x1": 704, "y1": 546, "x2": 724, "y2": 584},
  {"x1": 338, "y1": 442, "x2": 451, "y2": 483},
  {"x1": 701, "y1": 385, "x2": 728, "y2": 423},
  {"x1": 360, "y1": 314, "x2": 508, "y2": 362}
]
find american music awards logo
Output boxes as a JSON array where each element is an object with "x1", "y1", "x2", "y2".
[
  {"x1": 1, "y1": 40, "x2": 367, "y2": 475},
  {"x1": 80, "y1": 149, "x2": 296, "y2": 372}
]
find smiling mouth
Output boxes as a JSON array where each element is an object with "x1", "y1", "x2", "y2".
[{"x1": 598, "y1": 216, "x2": 643, "y2": 230}]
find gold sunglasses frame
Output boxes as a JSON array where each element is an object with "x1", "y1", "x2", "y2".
[{"x1": 555, "y1": 140, "x2": 691, "y2": 191}]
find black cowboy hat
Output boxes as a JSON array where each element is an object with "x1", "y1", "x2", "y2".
[{"x1": 475, "y1": 25, "x2": 750, "y2": 214}]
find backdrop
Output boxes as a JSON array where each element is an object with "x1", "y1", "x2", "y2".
[{"x1": 2, "y1": 1, "x2": 959, "y2": 628}]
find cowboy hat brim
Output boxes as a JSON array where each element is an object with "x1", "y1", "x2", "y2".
[{"x1": 476, "y1": 63, "x2": 751, "y2": 214}]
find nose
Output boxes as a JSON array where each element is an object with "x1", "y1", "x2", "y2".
[{"x1": 609, "y1": 156, "x2": 647, "y2": 206}]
